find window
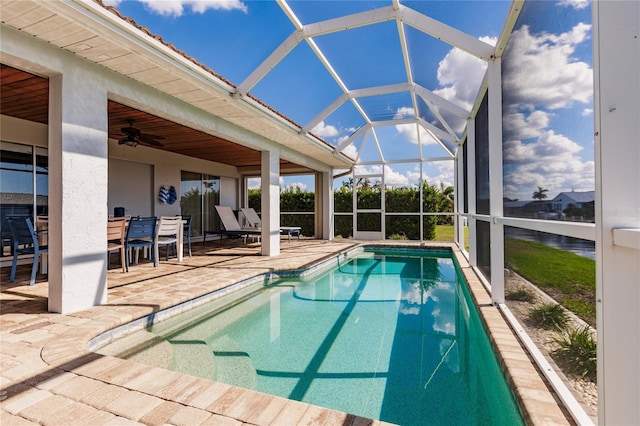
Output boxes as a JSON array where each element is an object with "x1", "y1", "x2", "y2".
[
  {"x1": 180, "y1": 171, "x2": 219, "y2": 238},
  {"x1": 475, "y1": 93, "x2": 490, "y2": 215},
  {"x1": 0, "y1": 141, "x2": 48, "y2": 257}
]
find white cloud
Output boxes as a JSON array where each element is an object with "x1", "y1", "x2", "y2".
[
  {"x1": 189, "y1": 0, "x2": 247, "y2": 13},
  {"x1": 117, "y1": 0, "x2": 248, "y2": 17},
  {"x1": 406, "y1": 169, "x2": 421, "y2": 182},
  {"x1": 247, "y1": 177, "x2": 260, "y2": 189},
  {"x1": 433, "y1": 36, "x2": 495, "y2": 112},
  {"x1": 429, "y1": 285, "x2": 456, "y2": 335},
  {"x1": 503, "y1": 109, "x2": 551, "y2": 140},
  {"x1": 249, "y1": 178, "x2": 307, "y2": 191},
  {"x1": 426, "y1": 36, "x2": 495, "y2": 136},
  {"x1": 503, "y1": 130, "x2": 594, "y2": 200},
  {"x1": 355, "y1": 162, "x2": 454, "y2": 189},
  {"x1": 393, "y1": 108, "x2": 438, "y2": 145},
  {"x1": 395, "y1": 123, "x2": 419, "y2": 144},
  {"x1": 341, "y1": 144, "x2": 358, "y2": 160},
  {"x1": 356, "y1": 165, "x2": 409, "y2": 186},
  {"x1": 502, "y1": 24, "x2": 592, "y2": 110},
  {"x1": 140, "y1": 0, "x2": 183, "y2": 16},
  {"x1": 311, "y1": 121, "x2": 339, "y2": 138},
  {"x1": 393, "y1": 108, "x2": 419, "y2": 144},
  {"x1": 504, "y1": 130, "x2": 583, "y2": 163},
  {"x1": 423, "y1": 162, "x2": 455, "y2": 188},
  {"x1": 284, "y1": 182, "x2": 307, "y2": 191},
  {"x1": 382, "y1": 166, "x2": 409, "y2": 186},
  {"x1": 393, "y1": 106, "x2": 415, "y2": 120},
  {"x1": 558, "y1": 0, "x2": 590, "y2": 10}
]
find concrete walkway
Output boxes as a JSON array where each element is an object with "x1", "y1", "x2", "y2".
[{"x1": 1, "y1": 239, "x2": 571, "y2": 425}]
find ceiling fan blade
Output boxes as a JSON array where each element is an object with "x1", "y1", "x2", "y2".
[
  {"x1": 121, "y1": 126, "x2": 140, "y2": 136},
  {"x1": 138, "y1": 135, "x2": 164, "y2": 147}
]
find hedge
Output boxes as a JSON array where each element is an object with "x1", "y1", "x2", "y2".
[{"x1": 248, "y1": 182, "x2": 453, "y2": 240}]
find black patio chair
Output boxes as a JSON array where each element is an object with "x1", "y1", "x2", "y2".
[{"x1": 8, "y1": 217, "x2": 48, "y2": 285}]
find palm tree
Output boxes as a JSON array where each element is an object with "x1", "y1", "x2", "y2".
[
  {"x1": 438, "y1": 183, "x2": 455, "y2": 213},
  {"x1": 532, "y1": 186, "x2": 549, "y2": 200}
]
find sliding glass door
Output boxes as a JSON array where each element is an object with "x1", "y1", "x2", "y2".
[
  {"x1": 180, "y1": 171, "x2": 219, "y2": 238},
  {"x1": 0, "y1": 141, "x2": 48, "y2": 257}
]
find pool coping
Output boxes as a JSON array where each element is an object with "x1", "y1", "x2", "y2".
[
  {"x1": 449, "y1": 248, "x2": 574, "y2": 425},
  {"x1": 8, "y1": 241, "x2": 572, "y2": 425}
]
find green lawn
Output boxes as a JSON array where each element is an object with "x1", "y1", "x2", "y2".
[
  {"x1": 415, "y1": 228, "x2": 595, "y2": 325},
  {"x1": 435, "y1": 225, "x2": 455, "y2": 241},
  {"x1": 434, "y1": 225, "x2": 468, "y2": 249},
  {"x1": 504, "y1": 237, "x2": 596, "y2": 326}
]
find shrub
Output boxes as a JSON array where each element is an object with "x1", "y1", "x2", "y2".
[
  {"x1": 249, "y1": 181, "x2": 451, "y2": 240},
  {"x1": 506, "y1": 288, "x2": 534, "y2": 302},
  {"x1": 528, "y1": 303, "x2": 568, "y2": 330},
  {"x1": 389, "y1": 233, "x2": 408, "y2": 240},
  {"x1": 552, "y1": 325, "x2": 597, "y2": 382}
]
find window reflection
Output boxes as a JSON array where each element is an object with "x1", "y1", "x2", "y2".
[
  {"x1": 477, "y1": 220, "x2": 491, "y2": 281},
  {"x1": 1, "y1": 142, "x2": 48, "y2": 257},
  {"x1": 502, "y1": 0, "x2": 594, "y2": 222},
  {"x1": 180, "y1": 171, "x2": 220, "y2": 238},
  {"x1": 475, "y1": 94, "x2": 490, "y2": 215}
]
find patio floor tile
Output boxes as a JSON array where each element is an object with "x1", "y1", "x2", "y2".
[{"x1": 104, "y1": 390, "x2": 164, "y2": 421}]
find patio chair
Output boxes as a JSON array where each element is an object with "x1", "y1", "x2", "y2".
[
  {"x1": 8, "y1": 217, "x2": 48, "y2": 285},
  {"x1": 239, "y1": 207, "x2": 301, "y2": 242},
  {"x1": 154, "y1": 216, "x2": 182, "y2": 265},
  {"x1": 107, "y1": 217, "x2": 127, "y2": 273},
  {"x1": 214, "y1": 206, "x2": 261, "y2": 244},
  {"x1": 124, "y1": 216, "x2": 157, "y2": 272},
  {"x1": 2, "y1": 214, "x2": 27, "y2": 257}
]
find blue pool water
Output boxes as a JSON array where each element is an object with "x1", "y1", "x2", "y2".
[{"x1": 103, "y1": 248, "x2": 524, "y2": 425}]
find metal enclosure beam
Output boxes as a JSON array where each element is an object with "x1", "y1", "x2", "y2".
[
  {"x1": 487, "y1": 59, "x2": 505, "y2": 304},
  {"x1": 397, "y1": 5, "x2": 496, "y2": 60},
  {"x1": 593, "y1": 1, "x2": 640, "y2": 423}
]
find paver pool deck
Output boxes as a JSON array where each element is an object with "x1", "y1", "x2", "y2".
[{"x1": 1, "y1": 239, "x2": 572, "y2": 425}]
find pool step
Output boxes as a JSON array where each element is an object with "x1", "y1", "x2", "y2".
[
  {"x1": 170, "y1": 339, "x2": 216, "y2": 380},
  {"x1": 209, "y1": 335, "x2": 258, "y2": 390},
  {"x1": 99, "y1": 329, "x2": 175, "y2": 372}
]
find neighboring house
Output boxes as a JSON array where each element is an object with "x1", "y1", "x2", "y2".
[
  {"x1": 504, "y1": 199, "x2": 533, "y2": 217},
  {"x1": 550, "y1": 191, "x2": 595, "y2": 212},
  {"x1": 504, "y1": 191, "x2": 595, "y2": 221},
  {"x1": 504, "y1": 199, "x2": 552, "y2": 218}
]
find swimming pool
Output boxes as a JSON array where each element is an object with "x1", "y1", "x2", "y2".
[{"x1": 100, "y1": 247, "x2": 524, "y2": 425}]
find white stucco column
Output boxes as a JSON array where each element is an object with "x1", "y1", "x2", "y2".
[
  {"x1": 48, "y1": 70, "x2": 109, "y2": 314},
  {"x1": 488, "y1": 59, "x2": 505, "y2": 304},
  {"x1": 316, "y1": 171, "x2": 333, "y2": 240},
  {"x1": 261, "y1": 150, "x2": 280, "y2": 256},
  {"x1": 593, "y1": 1, "x2": 640, "y2": 423}
]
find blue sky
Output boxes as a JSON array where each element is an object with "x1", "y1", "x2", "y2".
[{"x1": 104, "y1": 0, "x2": 594, "y2": 200}]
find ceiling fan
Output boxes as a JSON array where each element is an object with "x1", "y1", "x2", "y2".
[{"x1": 118, "y1": 119, "x2": 165, "y2": 147}]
